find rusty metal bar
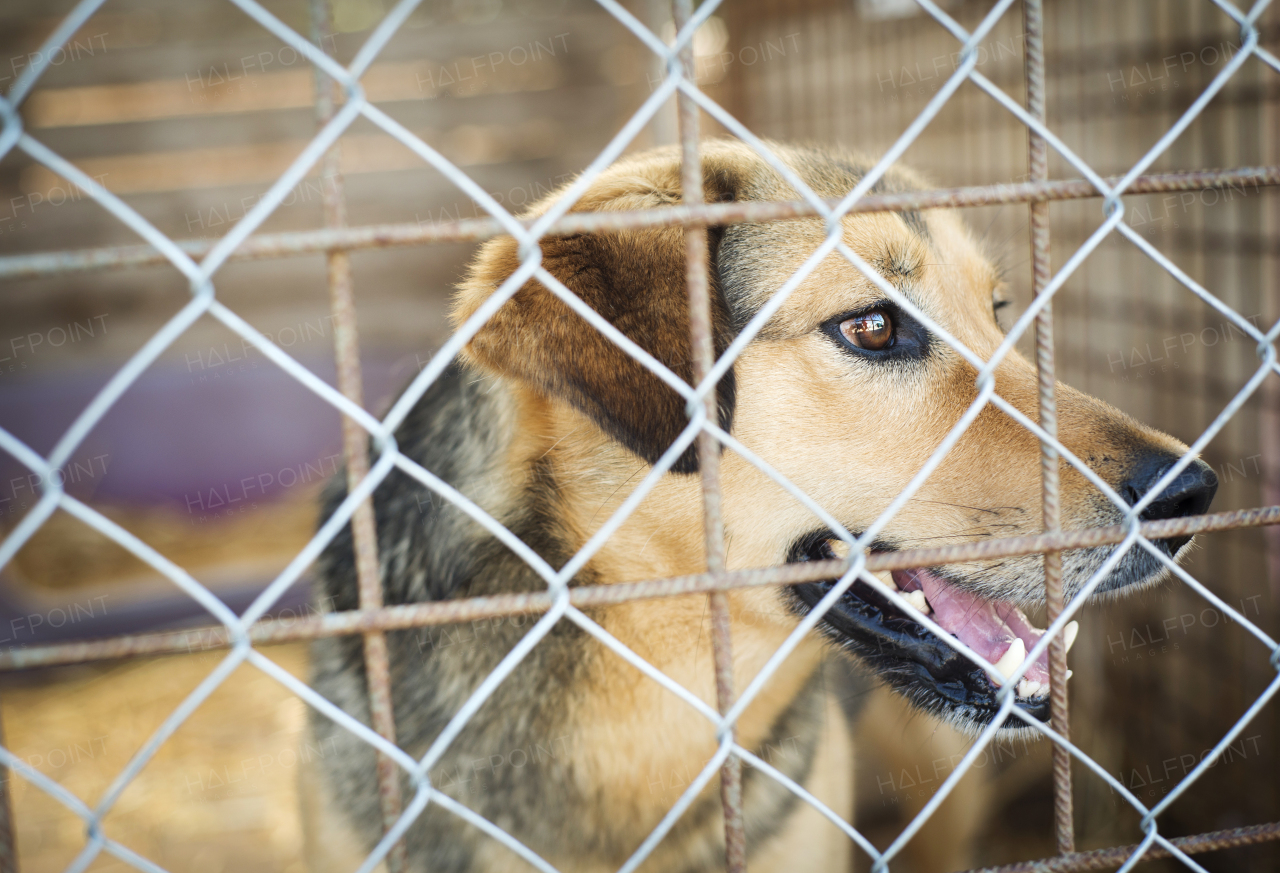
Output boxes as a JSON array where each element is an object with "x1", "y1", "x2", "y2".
[
  {"x1": 1023, "y1": 0, "x2": 1074, "y2": 854},
  {"x1": 2, "y1": 168, "x2": 1278, "y2": 280},
  {"x1": 309, "y1": 3, "x2": 405, "y2": 869},
  {"x1": 1, "y1": 8, "x2": 1272, "y2": 873},
  {"x1": 671, "y1": 2, "x2": 745, "y2": 869},
  {"x1": 0, "y1": 701, "x2": 16, "y2": 873},
  {"x1": 961, "y1": 821, "x2": 1280, "y2": 873},
  {"x1": 3, "y1": 505, "x2": 1276, "y2": 672}
]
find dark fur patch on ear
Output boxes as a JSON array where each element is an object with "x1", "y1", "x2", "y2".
[{"x1": 465, "y1": 224, "x2": 737, "y2": 473}]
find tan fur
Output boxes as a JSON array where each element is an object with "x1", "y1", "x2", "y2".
[
  {"x1": 857, "y1": 688, "x2": 993, "y2": 871},
  {"x1": 746, "y1": 694, "x2": 855, "y2": 871},
  {"x1": 300, "y1": 732, "x2": 390, "y2": 873}
]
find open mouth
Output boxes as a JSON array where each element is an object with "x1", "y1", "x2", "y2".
[{"x1": 789, "y1": 537, "x2": 1078, "y2": 730}]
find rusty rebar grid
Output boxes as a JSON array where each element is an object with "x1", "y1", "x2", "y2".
[
  {"x1": 309, "y1": 2, "x2": 406, "y2": 869},
  {"x1": 0, "y1": 5, "x2": 1274, "y2": 873},
  {"x1": 1, "y1": 168, "x2": 1277, "y2": 280},
  {"x1": 1022, "y1": 0, "x2": 1075, "y2": 854},
  {"x1": 961, "y1": 820, "x2": 1280, "y2": 873},
  {"x1": 4, "y1": 505, "x2": 1276, "y2": 672},
  {"x1": 672, "y1": 2, "x2": 745, "y2": 869}
]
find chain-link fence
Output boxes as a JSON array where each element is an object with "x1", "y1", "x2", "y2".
[{"x1": 0, "y1": 0, "x2": 1278, "y2": 871}]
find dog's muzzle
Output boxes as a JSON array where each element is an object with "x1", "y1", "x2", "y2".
[
  {"x1": 787, "y1": 456, "x2": 1217, "y2": 732},
  {"x1": 791, "y1": 555, "x2": 1060, "y2": 729}
]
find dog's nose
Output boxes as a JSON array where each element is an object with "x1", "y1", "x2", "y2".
[{"x1": 1119, "y1": 453, "x2": 1217, "y2": 551}]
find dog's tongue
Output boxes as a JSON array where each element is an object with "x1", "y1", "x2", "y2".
[{"x1": 892, "y1": 568, "x2": 1051, "y2": 687}]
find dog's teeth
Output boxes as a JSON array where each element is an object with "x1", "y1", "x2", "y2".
[
  {"x1": 1063, "y1": 620, "x2": 1079, "y2": 654},
  {"x1": 904, "y1": 589, "x2": 930, "y2": 614},
  {"x1": 871, "y1": 570, "x2": 898, "y2": 591},
  {"x1": 1066, "y1": 669, "x2": 1073, "y2": 680},
  {"x1": 1016, "y1": 678, "x2": 1042, "y2": 699},
  {"x1": 989, "y1": 638, "x2": 1026, "y2": 686},
  {"x1": 828, "y1": 539, "x2": 851, "y2": 559}
]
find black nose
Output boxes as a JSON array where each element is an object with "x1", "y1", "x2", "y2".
[{"x1": 1119, "y1": 453, "x2": 1218, "y2": 551}]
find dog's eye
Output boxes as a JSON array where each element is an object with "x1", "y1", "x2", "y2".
[{"x1": 839, "y1": 310, "x2": 895, "y2": 351}]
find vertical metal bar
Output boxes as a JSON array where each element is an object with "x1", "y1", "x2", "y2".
[
  {"x1": 1022, "y1": 0, "x2": 1074, "y2": 855},
  {"x1": 309, "y1": 4, "x2": 406, "y2": 870},
  {"x1": 0, "y1": 703, "x2": 17, "y2": 873},
  {"x1": 672, "y1": 2, "x2": 745, "y2": 870}
]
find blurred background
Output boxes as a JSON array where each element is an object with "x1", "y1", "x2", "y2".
[{"x1": 0, "y1": 0, "x2": 1276, "y2": 870}]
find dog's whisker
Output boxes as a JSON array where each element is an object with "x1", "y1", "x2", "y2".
[
  {"x1": 584, "y1": 465, "x2": 646, "y2": 529},
  {"x1": 991, "y1": 220, "x2": 1032, "y2": 263},
  {"x1": 538, "y1": 428, "x2": 579, "y2": 462},
  {"x1": 977, "y1": 203, "x2": 1008, "y2": 247},
  {"x1": 909, "y1": 499, "x2": 1018, "y2": 516}
]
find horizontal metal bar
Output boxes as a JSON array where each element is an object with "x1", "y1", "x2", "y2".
[
  {"x1": 1, "y1": 504, "x2": 1275, "y2": 672},
  {"x1": 962, "y1": 821, "x2": 1280, "y2": 872},
  {"x1": 2, "y1": 167, "x2": 1277, "y2": 280}
]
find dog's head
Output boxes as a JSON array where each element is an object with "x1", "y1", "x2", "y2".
[{"x1": 453, "y1": 140, "x2": 1216, "y2": 733}]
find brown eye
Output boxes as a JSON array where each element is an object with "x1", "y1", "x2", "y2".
[{"x1": 840, "y1": 309, "x2": 894, "y2": 351}]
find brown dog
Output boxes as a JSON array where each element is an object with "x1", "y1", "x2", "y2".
[{"x1": 302, "y1": 139, "x2": 1216, "y2": 872}]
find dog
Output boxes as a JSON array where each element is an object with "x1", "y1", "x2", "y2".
[{"x1": 301, "y1": 140, "x2": 1217, "y2": 872}]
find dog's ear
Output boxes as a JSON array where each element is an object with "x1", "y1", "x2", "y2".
[{"x1": 453, "y1": 161, "x2": 742, "y2": 474}]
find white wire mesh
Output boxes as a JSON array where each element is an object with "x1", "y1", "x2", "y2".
[{"x1": 0, "y1": 0, "x2": 1277, "y2": 871}]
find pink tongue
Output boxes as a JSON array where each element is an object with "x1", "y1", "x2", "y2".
[{"x1": 892, "y1": 569, "x2": 1050, "y2": 686}]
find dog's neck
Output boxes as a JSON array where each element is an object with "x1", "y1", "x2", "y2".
[
  {"x1": 505, "y1": 383, "x2": 710, "y2": 584},
  {"x1": 496, "y1": 377, "x2": 827, "y2": 756}
]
